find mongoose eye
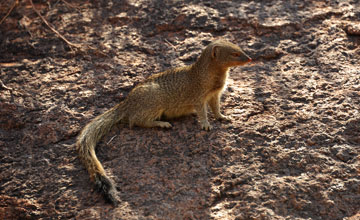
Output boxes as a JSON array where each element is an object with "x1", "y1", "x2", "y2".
[{"x1": 232, "y1": 53, "x2": 241, "y2": 57}]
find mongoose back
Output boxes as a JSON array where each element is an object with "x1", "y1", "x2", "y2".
[{"x1": 76, "y1": 39, "x2": 252, "y2": 204}]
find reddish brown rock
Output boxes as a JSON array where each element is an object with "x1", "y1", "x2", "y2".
[{"x1": 0, "y1": 0, "x2": 359, "y2": 219}]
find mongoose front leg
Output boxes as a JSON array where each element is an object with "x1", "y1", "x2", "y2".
[
  {"x1": 196, "y1": 103, "x2": 212, "y2": 130},
  {"x1": 208, "y1": 93, "x2": 231, "y2": 121}
]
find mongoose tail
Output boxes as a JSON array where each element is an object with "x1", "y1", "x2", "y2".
[{"x1": 76, "y1": 103, "x2": 125, "y2": 204}]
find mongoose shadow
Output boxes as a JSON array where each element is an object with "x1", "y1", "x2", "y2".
[{"x1": 75, "y1": 39, "x2": 252, "y2": 205}]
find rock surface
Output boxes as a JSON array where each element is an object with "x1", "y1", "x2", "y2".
[{"x1": 0, "y1": 0, "x2": 359, "y2": 219}]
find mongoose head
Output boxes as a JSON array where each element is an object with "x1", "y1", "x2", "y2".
[{"x1": 209, "y1": 39, "x2": 252, "y2": 67}]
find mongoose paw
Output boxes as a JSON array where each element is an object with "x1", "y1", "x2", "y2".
[
  {"x1": 159, "y1": 121, "x2": 172, "y2": 128},
  {"x1": 201, "y1": 121, "x2": 213, "y2": 131},
  {"x1": 217, "y1": 114, "x2": 232, "y2": 121}
]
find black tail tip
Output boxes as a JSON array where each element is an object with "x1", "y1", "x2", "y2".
[{"x1": 95, "y1": 174, "x2": 120, "y2": 205}]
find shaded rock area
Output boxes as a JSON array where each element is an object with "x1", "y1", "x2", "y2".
[{"x1": 1, "y1": 0, "x2": 359, "y2": 219}]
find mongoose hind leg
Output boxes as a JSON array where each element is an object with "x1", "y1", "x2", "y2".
[
  {"x1": 129, "y1": 108, "x2": 172, "y2": 128},
  {"x1": 142, "y1": 120, "x2": 172, "y2": 128},
  {"x1": 163, "y1": 106, "x2": 195, "y2": 119}
]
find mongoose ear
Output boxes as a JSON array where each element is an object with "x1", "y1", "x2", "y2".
[{"x1": 211, "y1": 46, "x2": 219, "y2": 59}]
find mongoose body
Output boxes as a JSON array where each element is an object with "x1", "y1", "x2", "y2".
[{"x1": 76, "y1": 39, "x2": 252, "y2": 204}]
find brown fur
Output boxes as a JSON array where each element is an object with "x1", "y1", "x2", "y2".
[{"x1": 76, "y1": 39, "x2": 252, "y2": 204}]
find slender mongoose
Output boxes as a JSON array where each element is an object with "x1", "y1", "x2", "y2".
[{"x1": 76, "y1": 39, "x2": 252, "y2": 204}]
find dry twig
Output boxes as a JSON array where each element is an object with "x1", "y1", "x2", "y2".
[
  {"x1": 0, "y1": 79, "x2": 12, "y2": 91},
  {"x1": 165, "y1": 39, "x2": 177, "y2": 51},
  {"x1": 0, "y1": 0, "x2": 18, "y2": 25},
  {"x1": 61, "y1": 0, "x2": 81, "y2": 11},
  {"x1": 29, "y1": 0, "x2": 82, "y2": 49},
  {"x1": 107, "y1": 135, "x2": 118, "y2": 145},
  {"x1": 29, "y1": 0, "x2": 109, "y2": 56}
]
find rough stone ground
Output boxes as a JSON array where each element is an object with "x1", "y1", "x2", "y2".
[{"x1": 0, "y1": 0, "x2": 359, "y2": 219}]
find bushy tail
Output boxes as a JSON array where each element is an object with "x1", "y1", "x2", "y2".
[{"x1": 76, "y1": 103, "x2": 125, "y2": 205}]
